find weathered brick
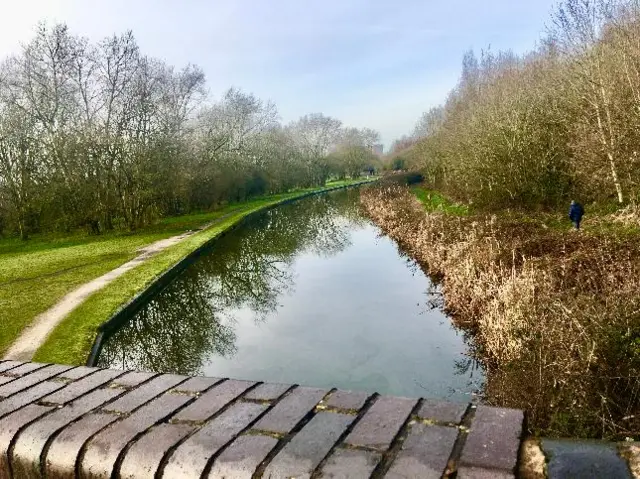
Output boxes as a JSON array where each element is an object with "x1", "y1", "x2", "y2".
[
  {"x1": 43, "y1": 372, "x2": 170, "y2": 473},
  {"x1": 0, "y1": 364, "x2": 72, "y2": 397},
  {"x1": 0, "y1": 381, "x2": 64, "y2": 418},
  {"x1": 457, "y1": 467, "x2": 515, "y2": 478},
  {"x1": 0, "y1": 361, "x2": 24, "y2": 373},
  {"x1": 320, "y1": 448, "x2": 382, "y2": 478},
  {"x1": 0, "y1": 376, "x2": 15, "y2": 386},
  {"x1": 57, "y1": 366, "x2": 99, "y2": 381},
  {"x1": 265, "y1": 411, "x2": 354, "y2": 478},
  {"x1": 325, "y1": 390, "x2": 370, "y2": 411},
  {"x1": 0, "y1": 364, "x2": 528, "y2": 479},
  {"x1": 163, "y1": 402, "x2": 267, "y2": 478},
  {"x1": 1, "y1": 362, "x2": 48, "y2": 377},
  {"x1": 40, "y1": 369, "x2": 124, "y2": 404},
  {"x1": 172, "y1": 379, "x2": 255, "y2": 422},
  {"x1": 45, "y1": 413, "x2": 119, "y2": 479},
  {"x1": 417, "y1": 399, "x2": 468, "y2": 424},
  {"x1": 244, "y1": 382, "x2": 291, "y2": 401},
  {"x1": 102, "y1": 374, "x2": 186, "y2": 413},
  {"x1": 11, "y1": 388, "x2": 122, "y2": 479},
  {"x1": 172, "y1": 376, "x2": 221, "y2": 394},
  {"x1": 460, "y1": 406, "x2": 523, "y2": 472},
  {"x1": 119, "y1": 423, "x2": 195, "y2": 479},
  {"x1": 0, "y1": 405, "x2": 54, "y2": 478},
  {"x1": 208, "y1": 434, "x2": 279, "y2": 478},
  {"x1": 80, "y1": 393, "x2": 192, "y2": 479},
  {"x1": 108, "y1": 371, "x2": 156, "y2": 388},
  {"x1": 386, "y1": 423, "x2": 458, "y2": 478},
  {"x1": 344, "y1": 396, "x2": 417, "y2": 450},
  {"x1": 252, "y1": 387, "x2": 328, "y2": 434}
]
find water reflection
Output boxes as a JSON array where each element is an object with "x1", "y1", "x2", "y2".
[
  {"x1": 98, "y1": 191, "x2": 364, "y2": 374},
  {"x1": 97, "y1": 189, "x2": 483, "y2": 400}
]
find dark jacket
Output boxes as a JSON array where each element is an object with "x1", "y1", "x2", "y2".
[{"x1": 569, "y1": 202, "x2": 584, "y2": 222}]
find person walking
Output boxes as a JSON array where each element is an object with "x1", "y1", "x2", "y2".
[{"x1": 569, "y1": 200, "x2": 584, "y2": 230}]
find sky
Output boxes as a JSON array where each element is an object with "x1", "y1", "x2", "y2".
[{"x1": 0, "y1": 0, "x2": 559, "y2": 148}]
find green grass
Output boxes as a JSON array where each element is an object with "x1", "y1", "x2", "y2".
[
  {"x1": 0, "y1": 210, "x2": 266, "y2": 357},
  {"x1": 30, "y1": 180, "x2": 370, "y2": 365},
  {"x1": 410, "y1": 185, "x2": 640, "y2": 237},
  {"x1": 410, "y1": 186, "x2": 469, "y2": 216},
  {"x1": 0, "y1": 237, "x2": 143, "y2": 356}
]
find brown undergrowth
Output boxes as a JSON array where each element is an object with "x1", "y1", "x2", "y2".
[{"x1": 361, "y1": 185, "x2": 640, "y2": 439}]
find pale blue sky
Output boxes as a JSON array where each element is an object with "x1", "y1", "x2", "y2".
[{"x1": 0, "y1": 0, "x2": 558, "y2": 147}]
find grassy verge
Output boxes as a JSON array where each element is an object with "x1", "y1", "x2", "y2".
[
  {"x1": 410, "y1": 184, "x2": 640, "y2": 235},
  {"x1": 1, "y1": 206, "x2": 263, "y2": 355},
  {"x1": 32, "y1": 180, "x2": 371, "y2": 365},
  {"x1": 0, "y1": 232, "x2": 172, "y2": 356},
  {"x1": 0, "y1": 208, "x2": 253, "y2": 356},
  {"x1": 362, "y1": 184, "x2": 640, "y2": 440},
  {"x1": 410, "y1": 185, "x2": 468, "y2": 215}
]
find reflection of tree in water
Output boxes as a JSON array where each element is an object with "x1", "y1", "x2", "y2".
[
  {"x1": 97, "y1": 190, "x2": 367, "y2": 375},
  {"x1": 451, "y1": 352, "x2": 485, "y2": 401},
  {"x1": 302, "y1": 189, "x2": 369, "y2": 257},
  {"x1": 98, "y1": 278, "x2": 237, "y2": 375},
  {"x1": 402, "y1": 246, "x2": 486, "y2": 401}
]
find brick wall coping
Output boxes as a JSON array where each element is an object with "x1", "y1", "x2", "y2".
[{"x1": 0, "y1": 360, "x2": 524, "y2": 478}]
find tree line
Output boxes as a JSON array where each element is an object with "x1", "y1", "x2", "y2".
[
  {"x1": 0, "y1": 24, "x2": 381, "y2": 238},
  {"x1": 394, "y1": 0, "x2": 640, "y2": 209}
]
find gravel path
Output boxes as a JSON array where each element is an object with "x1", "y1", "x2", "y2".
[{"x1": 3, "y1": 231, "x2": 194, "y2": 361}]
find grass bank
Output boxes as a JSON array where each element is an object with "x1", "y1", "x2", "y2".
[
  {"x1": 361, "y1": 184, "x2": 640, "y2": 440},
  {"x1": 29, "y1": 179, "x2": 372, "y2": 366},
  {"x1": 0, "y1": 224, "x2": 206, "y2": 357},
  {"x1": 410, "y1": 185, "x2": 468, "y2": 216}
]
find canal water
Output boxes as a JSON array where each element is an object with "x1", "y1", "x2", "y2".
[{"x1": 97, "y1": 189, "x2": 483, "y2": 401}]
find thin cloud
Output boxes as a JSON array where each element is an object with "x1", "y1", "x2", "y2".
[{"x1": 0, "y1": 0, "x2": 558, "y2": 146}]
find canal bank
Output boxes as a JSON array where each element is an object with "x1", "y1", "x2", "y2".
[
  {"x1": 19, "y1": 180, "x2": 374, "y2": 367},
  {"x1": 359, "y1": 184, "x2": 640, "y2": 443},
  {"x1": 91, "y1": 187, "x2": 481, "y2": 401}
]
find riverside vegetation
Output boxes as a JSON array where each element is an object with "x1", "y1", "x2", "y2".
[
  {"x1": 362, "y1": 184, "x2": 640, "y2": 440},
  {"x1": 374, "y1": 0, "x2": 640, "y2": 440},
  {"x1": 0, "y1": 24, "x2": 382, "y2": 239},
  {"x1": 0, "y1": 22, "x2": 381, "y2": 359}
]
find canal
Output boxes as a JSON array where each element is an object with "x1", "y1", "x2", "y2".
[{"x1": 96, "y1": 188, "x2": 483, "y2": 401}]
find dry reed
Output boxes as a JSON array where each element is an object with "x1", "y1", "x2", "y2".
[{"x1": 361, "y1": 185, "x2": 640, "y2": 439}]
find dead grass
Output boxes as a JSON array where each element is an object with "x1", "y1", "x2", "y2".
[
  {"x1": 361, "y1": 185, "x2": 640, "y2": 439},
  {"x1": 611, "y1": 203, "x2": 640, "y2": 228}
]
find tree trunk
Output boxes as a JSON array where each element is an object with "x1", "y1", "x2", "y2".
[
  {"x1": 607, "y1": 151, "x2": 624, "y2": 203},
  {"x1": 593, "y1": 88, "x2": 624, "y2": 204}
]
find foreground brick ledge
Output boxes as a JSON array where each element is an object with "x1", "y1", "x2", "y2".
[{"x1": 0, "y1": 361, "x2": 524, "y2": 478}]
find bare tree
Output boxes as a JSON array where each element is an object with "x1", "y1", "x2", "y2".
[
  {"x1": 0, "y1": 22, "x2": 380, "y2": 237},
  {"x1": 413, "y1": 106, "x2": 445, "y2": 139},
  {"x1": 551, "y1": 0, "x2": 626, "y2": 202},
  {"x1": 287, "y1": 113, "x2": 342, "y2": 185}
]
